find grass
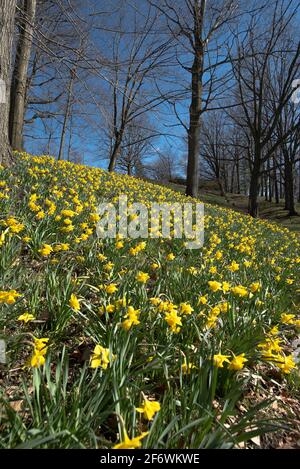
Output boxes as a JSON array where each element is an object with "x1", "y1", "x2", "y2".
[
  {"x1": 0, "y1": 153, "x2": 300, "y2": 449},
  {"x1": 166, "y1": 180, "x2": 300, "y2": 233}
]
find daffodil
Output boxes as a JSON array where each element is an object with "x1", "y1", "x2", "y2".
[
  {"x1": 136, "y1": 397, "x2": 161, "y2": 420},
  {"x1": 135, "y1": 271, "x2": 150, "y2": 283},
  {"x1": 277, "y1": 355, "x2": 297, "y2": 374},
  {"x1": 250, "y1": 282, "x2": 261, "y2": 293},
  {"x1": 228, "y1": 353, "x2": 248, "y2": 370},
  {"x1": 165, "y1": 309, "x2": 182, "y2": 333},
  {"x1": 69, "y1": 293, "x2": 80, "y2": 311},
  {"x1": 113, "y1": 430, "x2": 149, "y2": 449},
  {"x1": 18, "y1": 312, "x2": 35, "y2": 323},
  {"x1": 90, "y1": 344, "x2": 111, "y2": 369},
  {"x1": 181, "y1": 361, "x2": 197, "y2": 374},
  {"x1": 30, "y1": 349, "x2": 46, "y2": 368},
  {"x1": 213, "y1": 353, "x2": 230, "y2": 368},
  {"x1": 38, "y1": 244, "x2": 53, "y2": 257},
  {"x1": 231, "y1": 285, "x2": 248, "y2": 297},
  {"x1": 122, "y1": 306, "x2": 140, "y2": 330},
  {"x1": 208, "y1": 281, "x2": 222, "y2": 292},
  {"x1": 198, "y1": 295, "x2": 208, "y2": 305},
  {"x1": 105, "y1": 283, "x2": 118, "y2": 294},
  {"x1": 179, "y1": 302, "x2": 193, "y2": 315},
  {"x1": 166, "y1": 253, "x2": 175, "y2": 261},
  {"x1": 281, "y1": 313, "x2": 295, "y2": 325},
  {"x1": 228, "y1": 261, "x2": 239, "y2": 272},
  {"x1": 0, "y1": 290, "x2": 21, "y2": 304}
]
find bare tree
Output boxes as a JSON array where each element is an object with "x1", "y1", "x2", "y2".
[
  {"x1": 9, "y1": 0, "x2": 37, "y2": 151},
  {"x1": 105, "y1": 5, "x2": 174, "y2": 172},
  {"x1": 20, "y1": 0, "x2": 95, "y2": 157},
  {"x1": 201, "y1": 111, "x2": 231, "y2": 198},
  {"x1": 116, "y1": 119, "x2": 152, "y2": 176},
  {"x1": 0, "y1": 0, "x2": 17, "y2": 163},
  {"x1": 277, "y1": 104, "x2": 300, "y2": 215},
  {"x1": 58, "y1": 67, "x2": 76, "y2": 161},
  {"x1": 150, "y1": 0, "x2": 239, "y2": 197},
  {"x1": 148, "y1": 150, "x2": 179, "y2": 182},
  {"x1": 231, "y1": 1, "x2": 300, "y2": 216}
]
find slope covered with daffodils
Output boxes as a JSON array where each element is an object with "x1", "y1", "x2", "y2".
[{"x1": 0, "y1": 153, "x2": 300, "y2": 449}]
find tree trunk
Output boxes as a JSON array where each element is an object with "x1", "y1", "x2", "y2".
[
  {"x1": 248, "y1": 156, "x2": 261, "y2": 217},
  {"x1": 222, "y1": 164, "x2": 228, "y2": 192},
  {"x1": 298, "y1": 161, "x2": 300, "y2": 203},
  {"x1": 0, "y1": 0, "x2": 17, "y2": 164},
  {"x1": 9, "y1": 0, "x2": 36, "y2": 151},
  {"x1": 67, "y1": 115, "x2": 73, "y2": 161},
  {"x1": 260, "y1": 175, "x2": 264, "y2": 197},
  {"x1": 264, "y1": 174, "x2": 268, "y2": 200},
  {"x1": 186, "y1": 59, "x2": 202, "y2": 198},
  {"x1": 58, "y1": 69, "x2": 75, "y2": 161},
  {"x1": 185, "y1": 1, "x2": 204, "y2": 198},
  {"x1": 284, "y1": 155, "x2": 297, "y2": 216},
  {"x1": 230, "y1": 163, "x2": 235, "y2": 193},
  {"x1": 267, "y1": 158, "x2": 272, "y2": 202},
  {"x1": 273, "y1": 157, "x2": 279, "y2": 204},
  {"x1": 279, "y1": 153, "x2": 284, "y2": 199},
  {"x1": 47, "y1": 130, "x2": 52, "y2": 155},
  {"x1": 108, "y1": 136, "x2": 122, "y2": 172},
  {"x1": 236, "y1": 157, "x2": 240, "y2": 194}
]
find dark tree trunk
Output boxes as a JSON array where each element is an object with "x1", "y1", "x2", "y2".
[
  {"x1": 236, "y1": 157, "x2": 240, "y2": 194},
  {"x1": 264, "y1": 175, "x2": 268, "y2": 200},
  {"x1": 230, "y1": 163, "x2": 235, "y2": 193},
  {"x1": 9, "y1": 0, "x2": 36, "y2": 151},
  {"x1": 279, "y1": 157, "x2": 284, "y2": 199},
  {"x1": 284, "y1": 154, "x2": 297, "y2": 215},
  {"x1": 298, "y1": 161, "x2": 300, "y2": 203},
  {"x1": 248, "y1": 156, "x2": 261, "y2": 217},
  {"x1": 185, "y1": 1, "x2": 205, "y2": 198},
  {"x1": 108, "y1": 136, "x2": 122, "y2": 172},
  {"x1": 273, "y1": 157, "x2": 279, "y2": 204},
  {"x1": 67, "y1": 115, "x2": 73, "y2": 161},
  {"x1": 186, "y1": 58, "x2": 202, "y2": 197},
  {"x1": 267, "y1": 158, "x2": 272, "y2": 202},
  {"x1": 222, "y1": 164, "x2": 228, "y2": 192},
  {"x1": 0, "y1": 0, "x2": 17, "y2": 164},
  {"x1": 260, "y1": 176, "x2": 264, "y2": 197},
  {"x1": 268, "y1": 180, "x2": 273, "y2": 202},
  {"x1": 284, "y1": 152, "x2": 290, "y2": 210},
  {"x1": 263, "y1": 161, "x2": 268, "y2": 201}
]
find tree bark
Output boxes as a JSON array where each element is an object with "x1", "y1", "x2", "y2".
[
  {"x1": 284, "y1": 153, "x2": 297, "y2": 215},
  {"x1": 279, "y1": 160, "x2": 284, "y2": 199},
  {"x1": 185, "y1": 1, "x2": 205, "y2": 198},
  {"x1": 248, "y1": 156, "x2": 261, "y2": 217},
  {"x1": 236, "y1": 157, "x2": 240, "y2": 194},
  {"x1": 108, "y1": 134, "x2": 122, "y2": 172},
  {"x1": 186, "y1": 57, "x2": 202, "y2": 197},
  {"x1": 58, "y1": 69, "x2": 75, "y2": 160},
  {"x1": 273, "y1": 157, "x2": 279, "y2": 204},
  {"x1": 9, "y1": 0, "x2": 36, "y2": 151},
  {"x1": 230, "y1": 162, "x2": 235, "y2": 193},
  {"x1": 0, "y1": 0, "x2": 17, "y2": 164},
  {"x1": 267, "y1": 158, "x2": 272, "y2": 203},
  {"x1": 260, "y1": 175, "x2": 264, "y2": 197},
  {"x1": 264, "y1": 174, "x2": 268, "y2": 200},
  {"x1": 298, "y1": 161, "x2": 300, "y2": 203}
]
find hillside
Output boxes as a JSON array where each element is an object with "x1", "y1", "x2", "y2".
[
  {"x1": 165, "y1": 181, "x2": 300, "y2": 234},
  {"x1": 0, "y1": 153, "x2": 300, "y2": 449}
]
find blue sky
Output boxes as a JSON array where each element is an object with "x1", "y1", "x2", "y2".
[{"x1": 23, "y1": 0, "x2": 300, "y2": 174}]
